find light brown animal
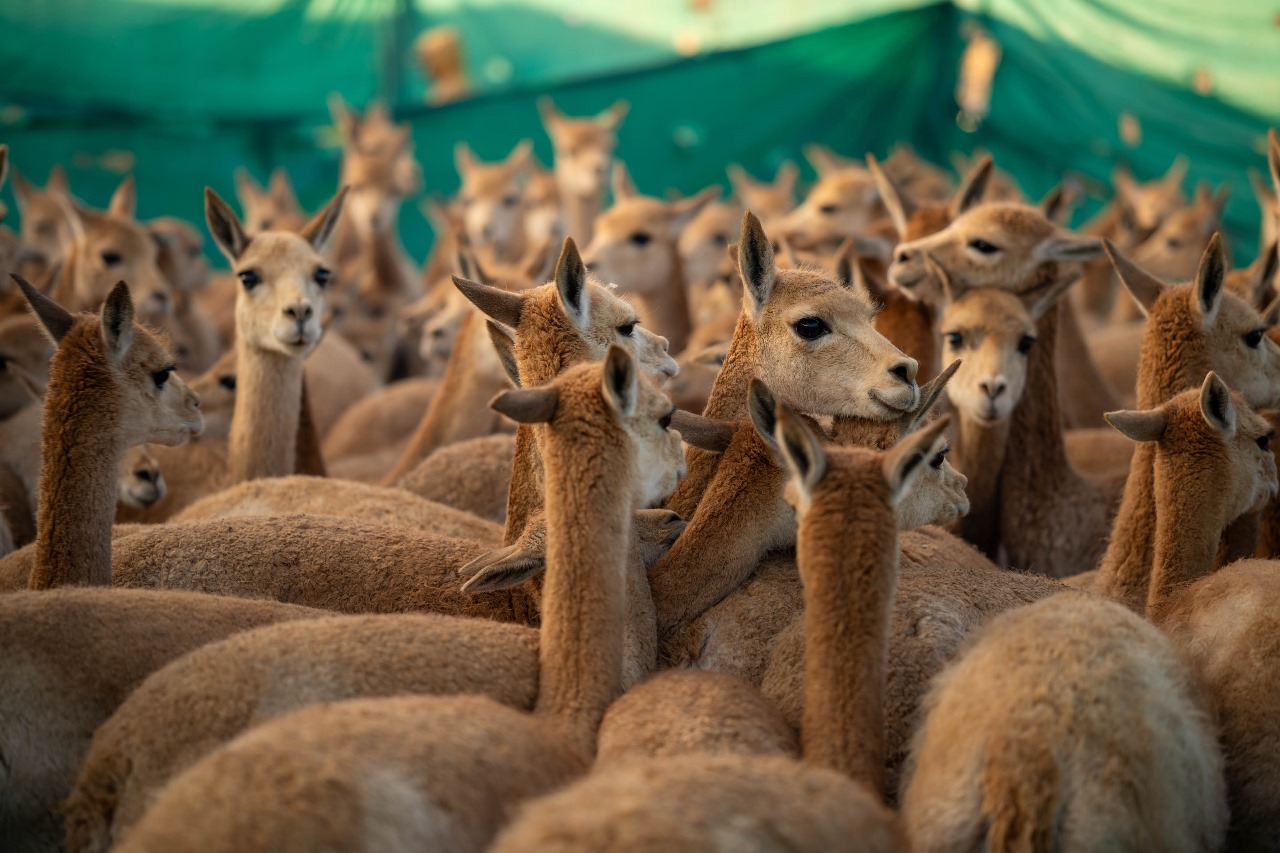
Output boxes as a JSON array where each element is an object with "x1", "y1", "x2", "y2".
[
  {"x1": 454, "y1": 139, "x2": 533, "y2": 262},
  {"x1": 234, "y1": 166, "x2": 306, "y2": 234},
  {"x1": 537, "y1": 96, "x2": 628, "y2": 246}
]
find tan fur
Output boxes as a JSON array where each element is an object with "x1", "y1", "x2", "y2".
[
  {"x1": 537, "y1": 97, "x2": 628, "y2": 246},
  {"x1": 901, "y1": 593, "x2": 1226, "y2": 853},
  {"x1": 234, "y1": 167, "x2": 306, "y2": 235},
  {"x1": 726, "y1": 160, "x2": 798, "y2": 224},
  {"x1": 109, "y1": 352, "x2": 679, "y2": 853},
  {"x1": 321, "y1": 376, "x2": 437, "y2": 462},
  {"x1": 9, "y1": 163, "x2": 73, "y2": 267},
  {"x1": 453, "y1": 139, "x2": 532, "y2": 262},
  {"x1": 779, "y1": 160, "x2": 881, "y2": 246},
  {"x1": 0, "y1": 314, "x2": 54, "y2": 419},
  {"x1": 396, "y1": 433, "x2": 515, "y2": 522}
]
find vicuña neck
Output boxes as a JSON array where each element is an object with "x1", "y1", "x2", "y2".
[
  {"x1": 1147, "y1": 443, "x2": 1228, "y2": 618},
  {"x1": 799, "y1": 478, "x2": 898, "y2": 798},
  {"x1": 952, "y1": 412, "x2": 1009, "y2": 560},
  {"x1": 1136, "y1": 293, "x2": 1211, "y2": 408},
  {"x1": 32, "y1": 350, "x2": 123, "y2": 588},
  {"x1": 229, "y1": 337, "x2": 303, "y2": 483},
  {"x1": 535, "y1": 417, "x2": 631, "y2": 755},
  {"x1": 559, "y1": 188, "x2": 601, "y2": 248}
]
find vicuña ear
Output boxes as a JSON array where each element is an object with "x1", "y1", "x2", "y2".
[
  {"x1": 204, "y1": 187, "x2": 250, "y2": 261},
  {"x1": 949, "y1": 153, "x2": 993, "y2": 220},
  {"x1": 773, "y1": 160, "x2": 799, "y2": 195},
  {"x1": 491, "y1": 386, "x2": 558, "y2": 424},
  {"x1": 602, "y1": 344, "x2": 638, "y2": 419},
  {"x1": 1199, "y1": 371, "x2": 1237, "y2": 437},
  {"x1": 485, "y1": 320, "x2": 521, "y2": 387},
  {"x1": 774, "y1": 401, "x2": 826, "y2": 501},
  {"x1": 101, "y1": 280, "x2": 135, "y2": 364},
  {"x1": 1104, "y1": 239, "x2": 1165, "y2": 316},
  {"x1": 596, "y1": 100, "x2": 630, "y2": 130},
  {"x1": 1021, "y1": 274, "x2": 1077, "y2": 322},
  {"x1": 1105, "y1": 408, "x2": 1167, "y2": 443},
  {"x1": 611, "y1": 161, "x2": 638, "y2": 201},
  {"x1": 453, "y1": 242, "x2": 491, "y2": 285},
  {"x1": 555, "y1": 237, "x2": 590, "y2": 331},
  {"x1": 234, "y1": 167, "x2": 264, "y2": 205},
  {"x1": 11, "y1": 273, "x2": 74, "y2": 344},
  {"x1": 1192, "y1": 233, "x2": 1227, "y2": 329},
  {"x1": 268, "y1": 167, "x2": 297, "y2": 205},
  {"x1": 923, "y1": 252, "x2": 961, "y2": 305},
  {"x1": 803, "y1": 144, "x2": 848, "y2": 178},
  {"x1": 459, "y1": 544, "x2": 545, "y2": 594},
  {"x1": 108, "y1": 175, "x2": 137, "y2": 219},
  {"x1": 670, "y1": 410, "x2": 734, "y2": 452},
  {"x1": 453, "y1": 275, "x2": 525, "y2": 329},
  {"x1": 883, "y1": 414, "x2": 950, "y2": 507},
  {"x1": 1039, "y1": 177, "x2": 1080, "y2": 226},
  {"x1": 1034, "y1": 231, "x2": 1103, "y2": 263},
  {"x1": 867, "y1": 153, "x2": 913, "y2": 239},
  {"x1": 726, "y1": 165, "x2": 757, "y2": 200},
  {"x1": 506, "y1": 139, "x2": 534, "y2": 174},
  {"x1": 1248, "y1": 241, "x2": 1278, "y2": 309},
  {"x1": 912, "y1": 359, "x2": 961, "y2": 428},
  {"x1": 453, "y1": 141, "x2": 477, "y2": 178},
  {"x1": 747, "y1": 377, "x2": 779, "y2": 454},
  {"x1": 738, "y1": 211, "x2": 776, "y2": 316},
  {"x1": 299, "y1": 186, "x2": 348, "y2": 252},
  {"x1": 670, "y1": 186, "x2": 719, "y2": 235}
]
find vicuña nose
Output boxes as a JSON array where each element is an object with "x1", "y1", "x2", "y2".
[
  {"x1": 284, "y1": 302, "x2": 314, "y2": 322},
  {"x1": 896, "y1": 249, "x2": 912, "y2": 264},
  {"x1": 979, "y1": 377, "x2": 1007, "y2": 400},
  {"x1": 134, "y1": 469, "x2": 155, "y2": 483},
  {"x1": 889, "y1": 358, "x2": 918, "y2": 386}
]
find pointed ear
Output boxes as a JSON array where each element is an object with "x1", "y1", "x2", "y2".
[
  {"x1": 670, "y1": 410, "x2": 734, "y2": 452},
  {"x1": 726, "y1": 164, "x2": 756, "y2": 200},
  {"x1": 596, "y1": 100, "x2": 630, "y2": 130},
  {"x1": 485, "y1": 320, "x2": 521, "y2": 387},
  {"x1": 10, "y1": 167, "x2": 35, "y2": 212},
  {"x1": 1262, "y1": 291, "x2": 1280, "y2": 328},
  {"x1": 1199, "y1": 371, "x2": 1237, "y2": 438},
  {"x1": 234, "y1": 167, "x2": 263, "y2": 205},
  {"x1": 453, "y1": 242, "x2": 491, "y2": 285},
  {"x1": 747, "y1": 377, "x2": 779, "y2": 454},
  {"x1": 867, "y1": 152, "x2": 912, "y2": 238},
  {"x1": 883, "y1": 415, "x2": 950, "y2": 507},
  {"x1": 1249, "y1": 241, "x2": 1278, "y2": 308},
  {"x1": 1105, "y1": 407, "x2": 1167, "y2": 443},
  {"x1": 1033, "y1": 231, "x2": 1103, "y2": 263},
  {"x1": 299, "y1": 186, "x2": 347, "y2": 252},
  {"x1": 775, "y1": 401, "x2": 826, "y2": 500},
  {"x1": 204, "y1": 187, "x2": 250, "y2": 261},
  {"x1": 602, "y1": 344, "x2": 639, "y2": 419},
  {"x1": 611, "y1": 161, "x2": 638, "y2": 201},
  {"x1": 268, "y1": 167, "x2": 297, "y2": 205},
  {"x1": 670, "y1": 186, "x2": 718, "y2": 235},
  {"x1": 774, "y1": 160, "x2": 798, "y2": 196},
  {"x1": 923, "y1": 252, "x2": 961, "y2": 305},
  {"x1": 803, "y1": 144, "x2": 847, "y2": 178},
  {"x1": 555, "y1": 237, "x2": 590, "y2": 331},
  {"x1": 1191, "y1": 233, "x2": 1227, "y2": 328},
  {"x1": 537, "y1": 96, "x2": 563, "y2": 132},
  {"x1": 452, "y1": 275, "x2": 525, "y2": 328},
  {"x1": 11, "y1": 273, "x2": 74, "y2": 344},
  {"x1": 1112, "y1": 164, "x2": 1137, "y2": 200},
  {"x1": 774, "y1": 235, "x2": 799, "y2": 268},
  {"x1": 1249, "y1": 168, "x2": 1275, "y2": 209},
  {"x1": 46, "y1": 163, "x2": 69, "y2": 195},
  {"x1": 107, "y1": 175, "x2": 136, "y2": 219},
  {"x1": 454, "y1": 141, "x2": 477, "y2": 178},
  {"x1": 459, "y1": 544, "x2": 546, "y2": 594},
  {"x1": 507, "y1": 139, "x2": 534, "y2": 175},
  {"x1": 1039, "y1": 177, "x2": 1080, "y2": 226},
  {"x1": 521, "y1": 236, "x2": 557, "y2": 284},
  {"x1": 328, "y1": 92, "x2": 357, "y2": 145},
  {"x1": 1021, "y1": 274, "x2": 1077, "y2": 321},
  {"x1": 912, "y1": 360, "x2": 961, "y2": 426},
  {"x1": 1163, "y1": 154, "x2": 1189, "y2": 189},
  {"x1": 53, "y1": 194, "x2": 88, "y2": 243},
  {"x1": 491, "y1": 385, "x2": 558, "y2": 424},
  {"x1": 1104, "y1": 239, "x2": 1165, "y2": 315},
  {"x1": 737, "y1": 211, "x2": 776, "y2": 316},
  {"x1": 949, "y1": 154, "x2": 993, "y2": 220},
  {"x1": 101, "y1": 281, "x2": 135, "y2": 363}
]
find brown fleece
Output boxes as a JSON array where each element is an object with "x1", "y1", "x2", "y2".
[
  {"x1": 397, "y1": 433, "x2": 516, "y2": 523},
  {"x1": 321, "y1": 376, "x2": 438, "y2": 461}
]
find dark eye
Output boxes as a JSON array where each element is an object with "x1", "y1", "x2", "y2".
[
  {"x1": 368, "y1": 304, "x2": 387, "y2": 319},
  {"x1": 35, "y1": 221, "x2": 56, "y2": 237},
  {"x1": 218, "y1": 374, "x2": 237, "y2": 391},
  {"x1": 968, "y1": 239, "x2": 999, "y2": 254},
  {"x1": 260, "y1": 219, "x2": 274, "y2": 230},
  {"x1": 712, "y1": 233, "x2": 729, "y2": 247},
  {"x1": 629, "y1": 232, "x2": 652, "y2": 247},
  {"x1": 502, "y1": 195, "x2": 519, "y2": 208},
  {"x1": 930, "y1": 446, "x2": 950, "y2": 469},
  {"x1": 314, "y1": 267, "x2": 331, "y2": 287},
  {"x1": 945, "y1": 331, "x2": 964, "y2": 349},
  {"x1": 659, "y1": 409, "x2": 674, "y2": 430},
  {"x1": 1166, "y1": 238, "x2": 1182, "y2": 249},
  {"x1": 617, "y1": 322, "x2": 636, "y2": 337},
  {"x1": 101, "y1": 250, "x2": 122, "y2": 266},
  {"x1": 238, "y1": 270, "x2": 261, "y2": 290},
  {"x1": 793, "y1": 317, "x2": 830, "y2": 340},
  {"x1": 1017, "y1": 335, "x2": 1036, "y2": 355},
  {"x1": 818, "y1": 204, "x2": 838, "y2": 215},
  {"x1": 1244, "y1": 328, "x2": 1265, "y2": 349},
  {"x1": 152, "y1": 367, "x2": 173, "y2": 389},
  {"x1": 1259, "y1": 431, "x2": 1275, "y2": 452}
]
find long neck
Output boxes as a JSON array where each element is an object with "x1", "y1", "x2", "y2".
[
  {"x1": 1094, "y1": 442, "x2": 1156, "y2": 612},
  {"x1": 229, "y1": 337, "x2": 303, "y2": 483},
  {"x1": 1136, "y1": 292, "x2": 1210, "y2": 408},
  {"x1": 951, "y1": 412, "x2": 1009, "y2": 560},
  {"x1": 651, "y1": 250, "x2": 692, "y2": 355},
  {"x1": 385, "y1": 313, "x2": 503, "y2": 485},
  {"x1": 535, "y1": 424, "x2": 631, "y2": 754},
  {"x1": 1147, "y1": 448, "x2": 1228, "y2": 618},
  {"x1": 558, "y1": 185, "x2": 601, "y2": 247},
  {"x1": 664, "y1": 312, "x2": 758, "y2": 519},
  {"x1": 504, "y1": 426, "x2": 545, "y2": 546},
  {"x1": 32, "y1": 364, "x2": 124, "y2": 588},
  {"x1": 799, "y1": 484, "x2": 898, "y2": 798},
  {"x1": 1006, "y1": 303, "x2": 1070, "y2": 476}
]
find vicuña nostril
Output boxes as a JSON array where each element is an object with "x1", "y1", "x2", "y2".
[
  {"x1": 134, "y1": 469, "x2": 154, "y2": 483},
  {"x1": 890, "y1": 362, "x2": 915, "y2": 385},
  {"x1": 896, "y1": 250, "x2": 911, "y2": 264}
]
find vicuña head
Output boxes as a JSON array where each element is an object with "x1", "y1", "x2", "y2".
[
  {"x1": 233, "y1": 167, "x2": 306, "y2": 235},
  {"x1": 329, "y1": 96, "x2": 421, "y2": 239},
  {"x1": 454, "y1": 139, "x2": 533, "y2": 258},
  {"x1": 204, "y1": 186, "x2": 347, "y2": 358},
  {"x1": 537, "y1": 97, "x2": 629, "y2": 198}
]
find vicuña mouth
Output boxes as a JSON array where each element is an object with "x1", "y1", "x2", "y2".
[{"x1": 869, "y1": 389, "x2": 914, "y2": 414}]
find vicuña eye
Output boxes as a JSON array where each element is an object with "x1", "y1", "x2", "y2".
[
  {"x1": 238, "y1": 270, "x2": 261, "y2": 290},
  {"x1": 945, "y1": 331, "x2": 964, "y2": 349},
  {"x1": 1244, "y1": 328, "x2": 1265, "y2": 349},
  {"x1": 502, "y1": 195, "x2": 519, "y2": 208},
  {"x1": 101, "y1": 250, "x2": 122, "y2": 266},
  {"x1": 968, "y1": 239, "x2": 999, "y2": 254},
  {"x1": 930, "y1": 446, "x2": 951, "y2": 469},
  {"x1": 218, "y1": 374, "x2": 237, "y2": 391},
  {"x1": 313, "y1": 267, "x2": 331, "y2": 287},
  {"x1": 1258, "y1": 431, "x2": 1274, "y2": 452},
  {"x1": 152, "y1": 367, "x2": 173, "y2": 389},
  {"x1": 629, "y1": 232, "x2": 652, "y2": 247},
  {"x1": 617, "y1": 322, "x2": 636, "y2": 337},
  {"x1": 1017, "y1": 335, "x2": 1036, "y2": 355},
  {"x1": 793, "y1": 317, "x2": 830, "y2": 340},
  {"x1": 818, "y1": 204, "x2": 838, "y2": 215}
]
